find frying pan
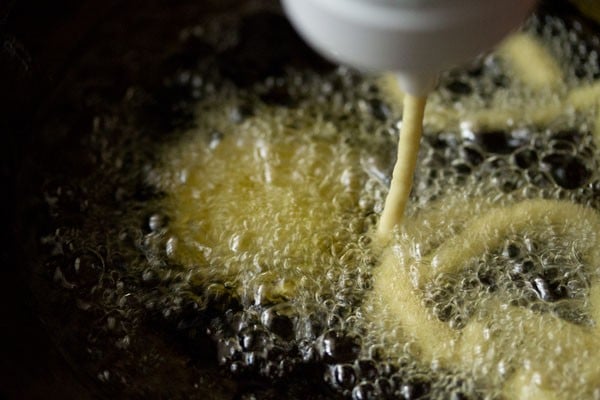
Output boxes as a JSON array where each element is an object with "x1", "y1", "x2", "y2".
[{"x1": 1, "y1": 1, "x2": 599, "y2": 399}]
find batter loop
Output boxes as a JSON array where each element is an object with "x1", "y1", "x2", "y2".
[{"x1": 370, "y1": 197, "x2": 600, "y2": 399}]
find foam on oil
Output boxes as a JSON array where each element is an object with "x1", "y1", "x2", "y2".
[
  {"x1": 150, "y1": 16, "x2": 600, "y2": 398},
  {"x1": 37, "y1": 10, "x2": 600, "y2": 400}
]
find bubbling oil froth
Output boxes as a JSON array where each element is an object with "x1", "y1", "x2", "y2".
[
  {"x1": 36, "y1": 10, "x2": 600, "y2": 400},
  {"x1": 152, "y1": 14, "x2": 600, "y2": 398}
]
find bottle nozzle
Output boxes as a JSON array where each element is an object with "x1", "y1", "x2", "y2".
[
  {"x1": 282, "y1": 0, "x2": 537, "y2": 94},
  {"x1": 397, "y1": 72, "x2": 438, "y2": 97}
]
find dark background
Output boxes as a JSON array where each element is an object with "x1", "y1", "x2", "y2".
[{"x1": 1, "y1": 1, "x2": 125, "y2": 398}]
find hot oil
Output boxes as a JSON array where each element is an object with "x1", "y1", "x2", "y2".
[{"x1": 34, "y1": 6, "x2": 600, "y2": 400}]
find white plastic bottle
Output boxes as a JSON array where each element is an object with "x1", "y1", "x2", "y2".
[{"x1": 281, "y1": 0, "x2": 537, "y2": 95}]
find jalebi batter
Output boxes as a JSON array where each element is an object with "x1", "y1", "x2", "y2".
[{"x1": 369, "y1": 195, "x2": 600, "y2": 399}]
